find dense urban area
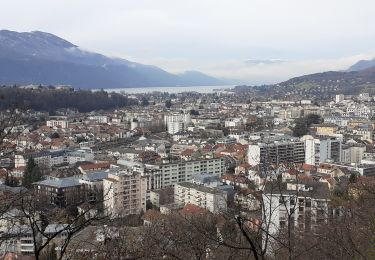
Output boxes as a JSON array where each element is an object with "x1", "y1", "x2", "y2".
[{"x1": 1, "y1": 84, "x2": 375, "y2": 259}]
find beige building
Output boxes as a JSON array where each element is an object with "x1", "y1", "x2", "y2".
[
  {"x1": 174, "y1": 182, "x2": 227, "y2": 213},
  {"x1": 103, "y1": 169, "x2": 147, "y2": 218}
]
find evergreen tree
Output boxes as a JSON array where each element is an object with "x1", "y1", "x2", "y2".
[
  {"x1": 165, "y1": 99, "x2": 172, "y2": 109},
  {"x1": 141, "y1": 97, "x2": 150, "y2": 106},
  {"x1": 23, "y1": 158, "x2": 42, "y2": 188}
]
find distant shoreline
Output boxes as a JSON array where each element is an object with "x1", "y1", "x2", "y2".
[{"x1": 94, "y1": 85, "x2": 234, "y2": 94}]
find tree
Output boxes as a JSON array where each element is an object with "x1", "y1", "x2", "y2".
[
  {"x1": 141, "y1": 97, "x2": 150, "y2": 107},
  {"x1": 292, "y1": 114, "x2": 322, "y2": 137},
  {"x1": 165, "y1": 99, "x2": 172, "y2": 109},
  {"x1": 50, "y1": 132, "x2": 60, "y2": 139},
  {"x1": 23, "y1": 158, "x2": 43, "y2": 188},
  {"x1": 190, "y1": 109, "x2": 200, "y2": 116}
]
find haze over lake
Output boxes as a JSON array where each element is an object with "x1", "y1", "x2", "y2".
[{"x1": 99, "y1": 85, "x2": 234, "y2": 94}]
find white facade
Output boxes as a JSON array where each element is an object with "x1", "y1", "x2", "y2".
[
  {"x1": 174, "y1": 182, "x2": 227, "y2": 213},
  {"x1": 262, "y1": 182, "x2": 330, "y2": 253},
  {"x1": 248, "y1": 145, "x2": 261, "y2": 165},
  {"x1": 67, "y1": 149, "x2": 95, "y2": 164},
  {"x1": 167, "y1": 121, "x2": 185, "y2": 135},
  {"x1": 164, "y1": 114, "x2": 191, "y2": 134},
  {"x1": 46, "y1": 120, "x2": 69, "y2": 128},
  {"x1": 335, "y1": 94, "x2": 344, "y2": 103},
  {"x1": 302, "y1": 135, "x2": 342, "y2": 166},
  {"x1": 90, "y1": 116, "x2": 109, "y2": 124},
  {"x1": 224, "y1": 118, "x2": 243, "y2": 128},
  {"x1": 155, "y1": 158, "x2": 225, "y2": 188}
]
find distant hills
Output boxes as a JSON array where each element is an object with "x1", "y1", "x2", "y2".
[
  {"x1": 233, "y1": 57, "x2": 375, "y2": 98},
  {"x1": 270, "y1": 57, "x2": 375, "y2": 96},
  {"x1": 0, "y1": 30, "x2": 224, "y2": 88},
  {"x1": 348, "y1": 58, "x2": 375, "y2": 71}
]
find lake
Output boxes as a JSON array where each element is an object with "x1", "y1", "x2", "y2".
[{"x1": 98, "y1": 85, "x2": 234, "y2": 94}]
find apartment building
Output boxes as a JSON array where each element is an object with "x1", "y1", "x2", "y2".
[
  {"x1": 341, "y1": 143, "x2": 366, "y2": 164},
  {"x1": 262, "y1": 180, "x2": 330, "y2": 251},
  {"x1": 224, "y1": 118, "x2": 243, "y2": 128},
  {"x1": 164, "y1": 113, "x2": 191, "y2": 134},
  {"x1": 346, "y1": 104, "x2": 372, "y2": 118},
  {"x1": 0, "y1": 224, "x2": 68, "y2": 255},
  {"x1": 153, "y1": 158, "x2": 225, "y2": 188},
  {"x1": 34, "y1": 171, "x2": 108, "y2": 207},
  {"x1": 174, "y1": 182, "x2": 227, "y2": 213},
  {"x1": 16, "y1": 149, "x2": 94, "y2": 169},
  {"x1": 248, "y1": 137, "x2": 305, "y2": 166},
  {"x1": 303, "y1": 135, "x2": 342, "y2": 166},
  {"x1": 46, "y1": 118, "x2": 69, "y2": 128},
  {"x1": 103, "y1": 169, "x2": 147, "y2": 218}
]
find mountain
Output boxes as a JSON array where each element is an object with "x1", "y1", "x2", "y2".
[
  {"x1": 0, "y1": 30, "x2": 224, "y2": 88},
  {"x1": 270, "y1": 66, "x2": 375, "y2": 97},
  {"x1": 233, "y1": 66, "x2": 375, "y2": 100},
  {"x1": 348, "y1": 57, "x2": 375, "y2": 71}
]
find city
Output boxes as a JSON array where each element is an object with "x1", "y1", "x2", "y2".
[
  {"x1": 1, "y1": 85, "x2": 375, "y2": 259},
  {"x1": 1, "y1": 0, "x2": 375, "y2": 259}
]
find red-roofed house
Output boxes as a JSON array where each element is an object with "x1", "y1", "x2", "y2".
[{"x1": 180, "y1": 203, "x2": 208, "y2": 215}]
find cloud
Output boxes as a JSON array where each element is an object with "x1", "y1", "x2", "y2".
[
  {"x1": 204, "y1": 53, "x2": 375, "y2": 84},
  {"x1": 125, "y1": 52, "x2": 375, "y2": 85},
  {"x1": 244, "y1": 59, "x2": 287, "y2": 66},
  {"x1": 1, "y1": 0, "x2": 375, "y2": 85}
]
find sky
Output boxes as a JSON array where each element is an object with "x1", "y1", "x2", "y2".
[{"x1": 1, "y1": 0, "x2": 375, "y2": 84}]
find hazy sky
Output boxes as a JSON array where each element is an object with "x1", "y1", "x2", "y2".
[{"x1": 1, "y1": 0, "x2": 375, "y2": 84}]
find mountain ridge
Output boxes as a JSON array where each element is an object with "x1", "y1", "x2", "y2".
[
  {"x1": 348, "y1": 57, "x2": 375, "y2": 71},
  {"x1": 0, "y1": 30, "x2": 224, "y2": 88}
]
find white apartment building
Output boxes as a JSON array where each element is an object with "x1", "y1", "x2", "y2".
[
  {"x1": 89, "y1": 115, "x2": 109, "y2": 124},
  {"x1": 164, "y1": 113, "x2": 191, "y2": 134},
  {"x1": 335, "y1": 94, "x2": 344, "y2": 103},
  {"x1": 174, "y1": 182, "x2": 227, "y2": 213},
  {"x1": 67, "y1": 149, "x2": 95, "y2": 165},
  {"x1": 302, "y1": 135, "x2": 342, "y2": 166},
  {"x1": 103, "y1": 169, "x2": 147, "y2": 218},
  {"x1": 16, "y1": 149, "x2": 94, "y2": 169},
  {"x1": 153, "y1": 158, "x2": 225, "y2": 188},
  {"x1": 46, "y1": 119, "x2": 69, "y2": 128},
  {"x1": 224, "y1": 118, "x2": 243, "y2": 128},
  {"x1": 262, "y1": 181, "x2": 330, "y2": 252},
  {"x1": 248, "y1": 138, "x2": 305, "y2": 166}
]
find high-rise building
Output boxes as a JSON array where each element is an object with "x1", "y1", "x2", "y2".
[
  {"x1": 103, "y1": 169, "x2": 147, "y2": 218},
  {"x1": 262, "y1": 180, "x2": 330, "y2": 252},
  {"x1": 164, "y1": 113, "x2": 191, "y2": 134},
  {"x1": 303, "y1": 135, "x2": 342, "y2": 166},
  {"x1": 248, "y1": 137, "x2": 305, "y2": 166}
]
